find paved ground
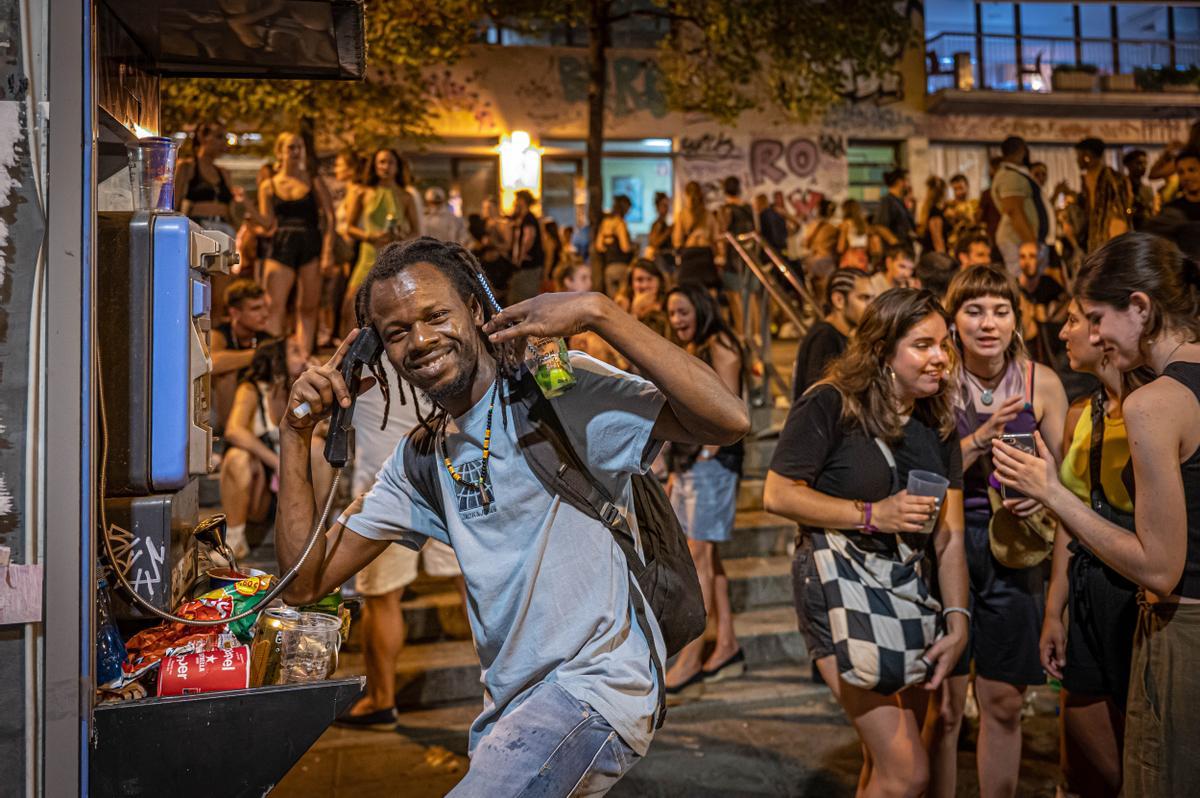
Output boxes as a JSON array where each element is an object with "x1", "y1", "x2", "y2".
[{"x1": 272, "y1": 665, "x2": 1062, "y2": 798}]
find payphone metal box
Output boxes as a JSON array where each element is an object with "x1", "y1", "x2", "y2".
[{"x1": 98, "y1": 211, "x2": 231, "y2": 495}]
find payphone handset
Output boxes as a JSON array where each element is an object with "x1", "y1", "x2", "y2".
[{"x1": 322, "y1": 326, "x2": 384, "y2": 468}]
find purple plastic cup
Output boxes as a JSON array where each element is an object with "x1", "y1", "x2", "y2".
[{"x1": 126, "y1": 136, "x2": 179, "y2": 210}]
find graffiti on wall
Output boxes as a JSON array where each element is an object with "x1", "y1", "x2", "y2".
[
  {"x1": 926, "y1": 115, "x2": 1191, "y2": 145},
  {"x1": 425, "y1": 68, "x2": 497, "y2": 133},
  {"x1": 558, "y1": 55, "x2": 667, "y2": 119},
  {"x1": 679, "y1": 132, "x2": 741, "y2": 161},
  {"x1": 841, "y1": 68, "x2": 905, "y2": 106},
  {"x1": 749, "y1": 137, "x2": 820, "y2": 185},
  {"x1": 677, "y1": 127, "x2": 848, "y2": 220}
]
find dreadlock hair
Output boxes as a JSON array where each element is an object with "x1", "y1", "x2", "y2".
[{"x1": 353, "y1": 236, "x2": 523, "y2": 435}]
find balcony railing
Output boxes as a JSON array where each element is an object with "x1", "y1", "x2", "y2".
[{"x1": 927, "y1": 31, "x2": 1200, "y2": 94}]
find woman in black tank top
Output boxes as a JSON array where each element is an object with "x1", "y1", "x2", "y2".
[
  {"x1": 992, "y1": 233, "x2": 1200, "y2": 798},
  {"x1": 258, "y1": 132, "x2": 336, "y2": 359}
]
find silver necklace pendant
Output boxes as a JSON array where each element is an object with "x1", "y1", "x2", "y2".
[{"x1": 981, "y1": 389, "x2": 994, "y2": 406}]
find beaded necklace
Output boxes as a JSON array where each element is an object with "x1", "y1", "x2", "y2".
[{"x1": 439, "y1": 379, "x2": 499, "y2": 507}]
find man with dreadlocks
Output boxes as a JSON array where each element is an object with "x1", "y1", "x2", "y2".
[{"x1": 278, "y1": 237, "x2": 749, "y2": 795}]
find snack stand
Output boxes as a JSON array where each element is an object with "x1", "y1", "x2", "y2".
[{"x1": 23, "y1": 2, "x2": 367, "y2": 795}]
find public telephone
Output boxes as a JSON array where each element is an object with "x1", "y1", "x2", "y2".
[{"x1": 323, "y1": 326, "x2": 384, "y2": 468}]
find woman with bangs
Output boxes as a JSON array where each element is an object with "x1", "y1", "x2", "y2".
[
  {"x1": 929, "y1": 265, "x2": 1068, "y2": 798},
  {"x1": 765, "y1": 289, "x2": 969, "y2": 797}
]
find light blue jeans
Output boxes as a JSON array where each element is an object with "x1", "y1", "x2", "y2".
[{"x1": 449, "y1": 681, "x2": 641, "y2": 797}]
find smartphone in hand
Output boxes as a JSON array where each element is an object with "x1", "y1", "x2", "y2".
[{"x1": 999, "y1": 433, "x2": 1036, "y2": 501}]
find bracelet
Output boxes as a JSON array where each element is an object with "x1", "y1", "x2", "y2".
[
  {"x1": 943, "y1": 606, "x2": 971, "y2": 622},
  {"x1": 855, "y1": 500, "x2": 876, "y2": 533},
  {"x1": 970, "y1": 432, "x2": 988, "y2": 453}
]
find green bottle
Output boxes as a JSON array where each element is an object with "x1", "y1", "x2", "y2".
[{"x1": 528, "y1": 337, "x2": 576, "y2": 398}]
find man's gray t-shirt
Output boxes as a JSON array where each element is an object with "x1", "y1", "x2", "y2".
[
  {"x1": 340, "y1": 353, "x2": 667, "y2": 756},
  {"x1": 991, "y1": 163, "x2": 1037, "y2": 246}
]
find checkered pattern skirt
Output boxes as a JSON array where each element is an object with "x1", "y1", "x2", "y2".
[{"x1": 811, "y1": 529, "x2": 943, "y2": 695}]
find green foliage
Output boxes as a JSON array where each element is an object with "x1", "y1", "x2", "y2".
[
  {"x1": 1053, "y1": 63, "x2": 1099, "y2": 75},
  {"x1": 161, "y1": 0, "x2": 486, "y2": 149},
  {"x1": 654, "y1": 0, "x2": 919, "y2": 123},
  {"x1": 1134, "y1": 65, "x2": 1200, "y2": 91}
]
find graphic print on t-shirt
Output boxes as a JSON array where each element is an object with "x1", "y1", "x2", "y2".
[{"x1": 452, "y1": 457, "x2": 496, "y2": 519}]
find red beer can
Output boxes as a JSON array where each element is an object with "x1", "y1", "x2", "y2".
[{"x1": 157, "y1": 644, "x2": 251, "y2": 696}]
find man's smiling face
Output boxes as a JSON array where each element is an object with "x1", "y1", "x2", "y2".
[{"x1": 370, "y1": 262, "x2": 484, "y2": 408}]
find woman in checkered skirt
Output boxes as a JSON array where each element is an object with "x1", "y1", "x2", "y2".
[{"x1": 765, "y1": 288, "x2": 970, "y2": 796}]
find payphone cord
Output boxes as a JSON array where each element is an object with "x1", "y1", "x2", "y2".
[{"x1": 96, "y1": 346, "x2": 342, "y2": 626}]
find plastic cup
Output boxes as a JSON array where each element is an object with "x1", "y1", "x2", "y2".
[
  {"x1": 907, "y1": 470, "x2": 950, "y2": 534},
  {"x1": 278, "y1": 611, "x2": 342, "y2": 684},
  {"x1": 125, "y1": 137, "x2": 179, "y2": 210}
]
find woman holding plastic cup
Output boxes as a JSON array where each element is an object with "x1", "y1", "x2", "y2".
[
  {"x1": 992, "y1": 233, "x2": 1200, "y2": 798},
  {"x1": 764, "y1": 288, "x2": 968, "y2": 797},
  {"x1": 257, "y1": 132, "x2": 337, "y2": 358},
  {"x1": 936, "y1": 264, "x2": 1068, "y2": 798}
]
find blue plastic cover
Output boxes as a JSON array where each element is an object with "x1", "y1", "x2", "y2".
[{"x1": 150, "y1": 215, "x2": 191, "y2": 489}]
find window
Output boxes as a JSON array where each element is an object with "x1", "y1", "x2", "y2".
[
  {"x1": 846, "y1": 144, "x2": 899, "y2": 206},
  {"x1": 980, "y1": 2, "x2": 1015, "y2": 34},
  {"x1": 541, "y1": 159, "x2": 581, "y2": 233},
  {"x1": 1116, "y1": 5, "x2": 1168, "y2": 40},
  {"x1": 1079, "y1": 4, "x2": 1111, "y2": 38},
  {"x1": 1117, "y1": 4, "x2": 1172, "y2": 70},
  {"x1": 924, "y1": 0, "x2": 974, "y2": 38},
  {"x1": 1177, "y1": 8, "x2": 1200, "y2": 39},
  {"x1": 1018, "y1": 4, "x2": 1074, "y2": 37}
]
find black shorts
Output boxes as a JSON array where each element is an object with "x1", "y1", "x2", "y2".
[
  {"x1": 271, "y1": 227, "x2": 322, "y2": 269},
  {"x1": 791, "y1": 535, "x2": 835, "y2": 662},
  {"x1": 959, "y1": 518, "x2": 1046, "y2": 685},
  {"x1": 1063, "y1": 546, "x2": 1138, "y2": 704}
]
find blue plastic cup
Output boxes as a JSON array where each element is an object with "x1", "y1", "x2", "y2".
[{"x1": 126, "y1": 136, "x2": 179, "y2": 210}]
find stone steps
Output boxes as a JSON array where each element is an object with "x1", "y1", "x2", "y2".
[
  {"x1": 334, "y1": 604, "x2": 807, "y2": 711},
  {"x1": 338, "y1": 508, "x2": 795, "y2": 647},
  {"x1": 737, "y1": 477, "x2": 765, "y2": 512}
]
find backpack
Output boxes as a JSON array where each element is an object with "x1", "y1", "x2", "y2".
[{"x1": 402, "y1": 369, "x2": 706, "y2": 726}]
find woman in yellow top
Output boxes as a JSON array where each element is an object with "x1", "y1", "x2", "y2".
[
  {"x1": 340, "y1": 148, "x2": 419, "y2": 293},
  {"x1": 1041, "y1": 299, "x2": 1147, "y2": 798}
]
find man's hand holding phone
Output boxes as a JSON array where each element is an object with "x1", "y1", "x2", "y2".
[{"x1": 287, "y1": 328, "x2": 376, "y2": 433}]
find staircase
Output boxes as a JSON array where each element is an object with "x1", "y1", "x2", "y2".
[{"x1": 327, "y1": 403, "x2": 808, "y2": 711}]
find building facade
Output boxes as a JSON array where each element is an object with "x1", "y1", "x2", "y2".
[{"x1": 399, "y1": 2, "x2": 1198, "y2": 242}]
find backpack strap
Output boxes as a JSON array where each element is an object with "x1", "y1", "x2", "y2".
[
  {"x1": 507, "y1": 370, "x2": 668, "y2": 726},
  {"x1": 402, "y1": 421, "x2": 445, "y2": 523}
]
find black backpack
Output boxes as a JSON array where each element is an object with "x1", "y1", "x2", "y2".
[{"x1": 402, "y1": 370, "x2": 706, "y2": 726}]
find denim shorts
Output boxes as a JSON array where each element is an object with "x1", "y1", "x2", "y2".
[
  {"x1": 450, "y1": 680, "x2": 641, "y2": 798},
  {"x1": 669, "y1": 459, "x2": 737, "y2": 543},
  {"x1": 791, "y1": 535, "x2": 835, "y2": 662}
]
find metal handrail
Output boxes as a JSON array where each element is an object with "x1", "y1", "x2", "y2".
[
  {"x1": 926, "y1": 31, "x2": 1200, "y2": 48},
  {"x1": 723, "y1": 232, "x2": 804, "y2": 331},
  {"x1": 740, "y1": 231, "x2": 822, "y2": 320},
  {"x1": 723, "y1": 232, "x2": 814, "y2": 406}
]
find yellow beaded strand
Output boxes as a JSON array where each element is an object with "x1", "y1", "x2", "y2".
[{"x1": 439, "y1": 380, "x2": 499, "y2": 507}]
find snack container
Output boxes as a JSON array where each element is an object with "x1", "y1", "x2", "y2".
[{"x1": 157, "y1": 645, "x2": 250, "y2": 697}]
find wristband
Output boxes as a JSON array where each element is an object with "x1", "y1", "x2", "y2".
[
  {"x1": 943, "y1": 606, "x2": 971, "y2": 622},
  {"x1": 855, "y1": 501, "x2": 877, "y2": 533}
]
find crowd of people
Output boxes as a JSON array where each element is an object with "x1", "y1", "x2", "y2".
[
  {"x1": 767, "y1": 127, "x2": 1200, "y2": 798},
  {"x1": 181, "y1": 118, "x2": 1200, "y2": 796}
]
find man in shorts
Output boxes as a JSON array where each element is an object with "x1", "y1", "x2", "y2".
[{"x1": 336, "y1": 365, "x2": 466, "y2": 727}]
